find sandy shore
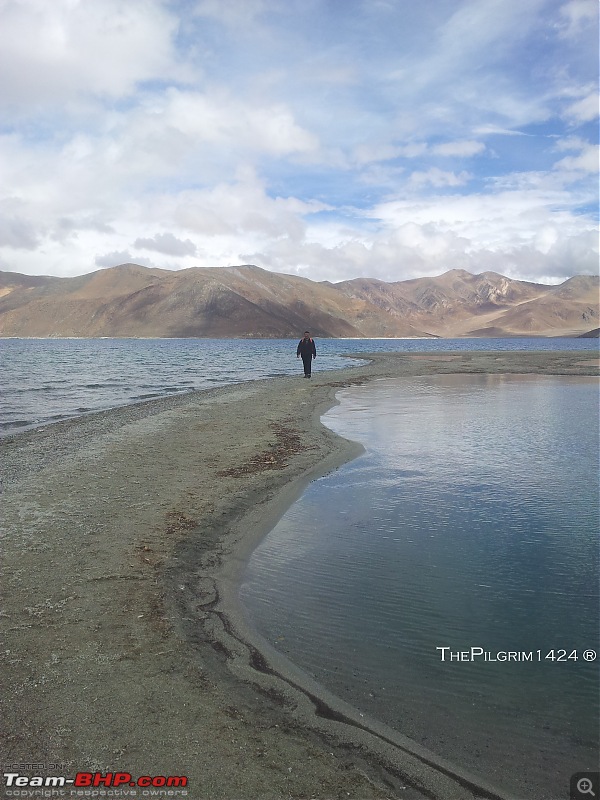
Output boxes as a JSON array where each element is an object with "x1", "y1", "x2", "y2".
[{"x1": 1, "y1": 351, "x2": 597, "y2": 800}]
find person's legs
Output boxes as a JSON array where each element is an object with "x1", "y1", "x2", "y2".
[{"x1": 301, "y1": 355, "x2": 312, "y2": 377}]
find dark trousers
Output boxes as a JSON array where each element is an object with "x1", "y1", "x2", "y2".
[{"x1": 301, "y1": 355, "x2": 313, "y2": 376}]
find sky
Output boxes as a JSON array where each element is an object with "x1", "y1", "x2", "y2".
[{"x1": 0, "y1": 0, "x2": 598, "y2": 284}]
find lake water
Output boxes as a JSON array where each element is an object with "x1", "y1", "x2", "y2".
[
  {"x1": 0, "y1": 336, "x2": 597, "y2": 436},
  {"x1": 240, "y1": 374, "x2": 600, "y2": 800}
]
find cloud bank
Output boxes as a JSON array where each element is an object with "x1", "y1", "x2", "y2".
[{"x1": 0, "y1": 0, "x2": 597, "y2": 284}]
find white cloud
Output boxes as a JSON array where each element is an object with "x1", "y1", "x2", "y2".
[
  {"x1": 0, "y1": 0, "x2": 186, "y2": 115},
  {"x1": 168, "y1": 88, "x2": 319, "y2": 158},
  {"x1": 0, "y1": 199, "x2": 40, "y2": 249},
  {"x1": 0, "y1": 0, "x2": 597, "y2": 286},
  {"x1": 432, "y1": 140, "x2": 486, "y2": 157},
  {"x1": 564, "y1": 91, "x2": 600, "y2": 123},
  {"x1": 409, "y1": 168, "x2": 472, "y2": 188},
  {"x1": 157, "y1": 171, "x2": 329, "y2": 240},
  {"x1": 122, "y1": 88, "x2": 320, "y2": 161},
  {"x1": 95, "y1": 251, "x2": 135, "y2": 268},
  {"x1": 192, "y1": 0, "x2": 273, "y2": 28},
  {"x1": 243, "y1": 205, "x2": 598, "y2": 285},
  {"x1": 557, "y1": 0, "x2": 598, "y2": 39},
  {"x1": 353, "y1": 140, "x2": 484, "y2": 166},
  {"x1": 134, "y1": 233, "x2": 198, "y2": 257},
  {"x1": 554, "y1": 143, "x2": 599, "y2": 174},
  {"x1": 473, "y1": 126, "x2": 531, "y2": 137}
]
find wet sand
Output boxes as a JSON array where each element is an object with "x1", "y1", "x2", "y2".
[{"x1": 1, "y1": 351, "x2": 597, "y2": 800}]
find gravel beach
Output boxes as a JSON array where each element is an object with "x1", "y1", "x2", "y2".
[{"x1": 1, "y1": 350, "x2": 597, "y2": 800}]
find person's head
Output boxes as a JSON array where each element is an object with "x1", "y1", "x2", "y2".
[{"x1": 303, "y1": 331, "x2": 310, "y2": 339}]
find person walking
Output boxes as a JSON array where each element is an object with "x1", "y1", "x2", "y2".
[{"x1": 296, "y1": 331, "x2": 316, "y2": 378}]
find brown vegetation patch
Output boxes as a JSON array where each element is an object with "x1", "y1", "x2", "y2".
[
  {"x1": 217, "y1": 421, "x2": 312, "y2": 477},
  {"x1": 165, "y1": 511, "x2": 198, "y2": 535}
]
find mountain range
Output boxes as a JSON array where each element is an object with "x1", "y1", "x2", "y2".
[{"x1": 0, "y1": 263, "x2": 597, "y2": 338}]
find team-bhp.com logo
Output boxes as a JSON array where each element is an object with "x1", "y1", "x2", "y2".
[{"x1": 3, "y1": 772, "x2": 188, "y2": 792}]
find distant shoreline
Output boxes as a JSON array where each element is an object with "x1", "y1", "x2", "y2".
[
  {"x1": 1, "y1": 351, "x2": 597, "y2": 800},
  {"x1": 1, "y1": 331, "x2": 598, "y2": 339}
]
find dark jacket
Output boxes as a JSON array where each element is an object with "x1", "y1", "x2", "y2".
[{"x1": 297, "y1": 337, "x2": 316, "y2": 358}]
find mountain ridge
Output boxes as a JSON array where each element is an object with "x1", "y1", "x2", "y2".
[{"x1": 0, "y1": 264, "x2": 597, "y2": 338}]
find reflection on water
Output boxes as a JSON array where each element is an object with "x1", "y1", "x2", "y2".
[{"x1": 240, "y1": 374, "x2": 600, "y2": 800}]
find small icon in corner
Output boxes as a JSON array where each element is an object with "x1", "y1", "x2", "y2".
[{"x1": 571, "y1": 773, "x2": 600, "y2": 799}]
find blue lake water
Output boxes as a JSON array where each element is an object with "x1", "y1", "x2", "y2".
[
  {"x1": 240, "y1": 374, "x2": 600, "y2": 800},
  {"x1": 0, "y1": 336, "x2": 597, "y2": 436}
]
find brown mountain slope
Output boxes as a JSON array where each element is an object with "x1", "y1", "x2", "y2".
[
  {"x1": 0, "y1": 264, "x2": 596, "y2": 338},
  {"x1": 0, "y1": 264, "x2": 430, "y2": 338},
  {"x1": 0, "y1": 271, "x2": 53, "y2": 294},
  {"x1": 464, "y1": 275, "x2": 599, "y2": 337},
  {"x1": 333, "y1": 269, "x2": 556, "y2": 336}
]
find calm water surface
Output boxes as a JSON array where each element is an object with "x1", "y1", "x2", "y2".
[{"x1": 240, "y1": 374, "x2": 600, "y2": 800}]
